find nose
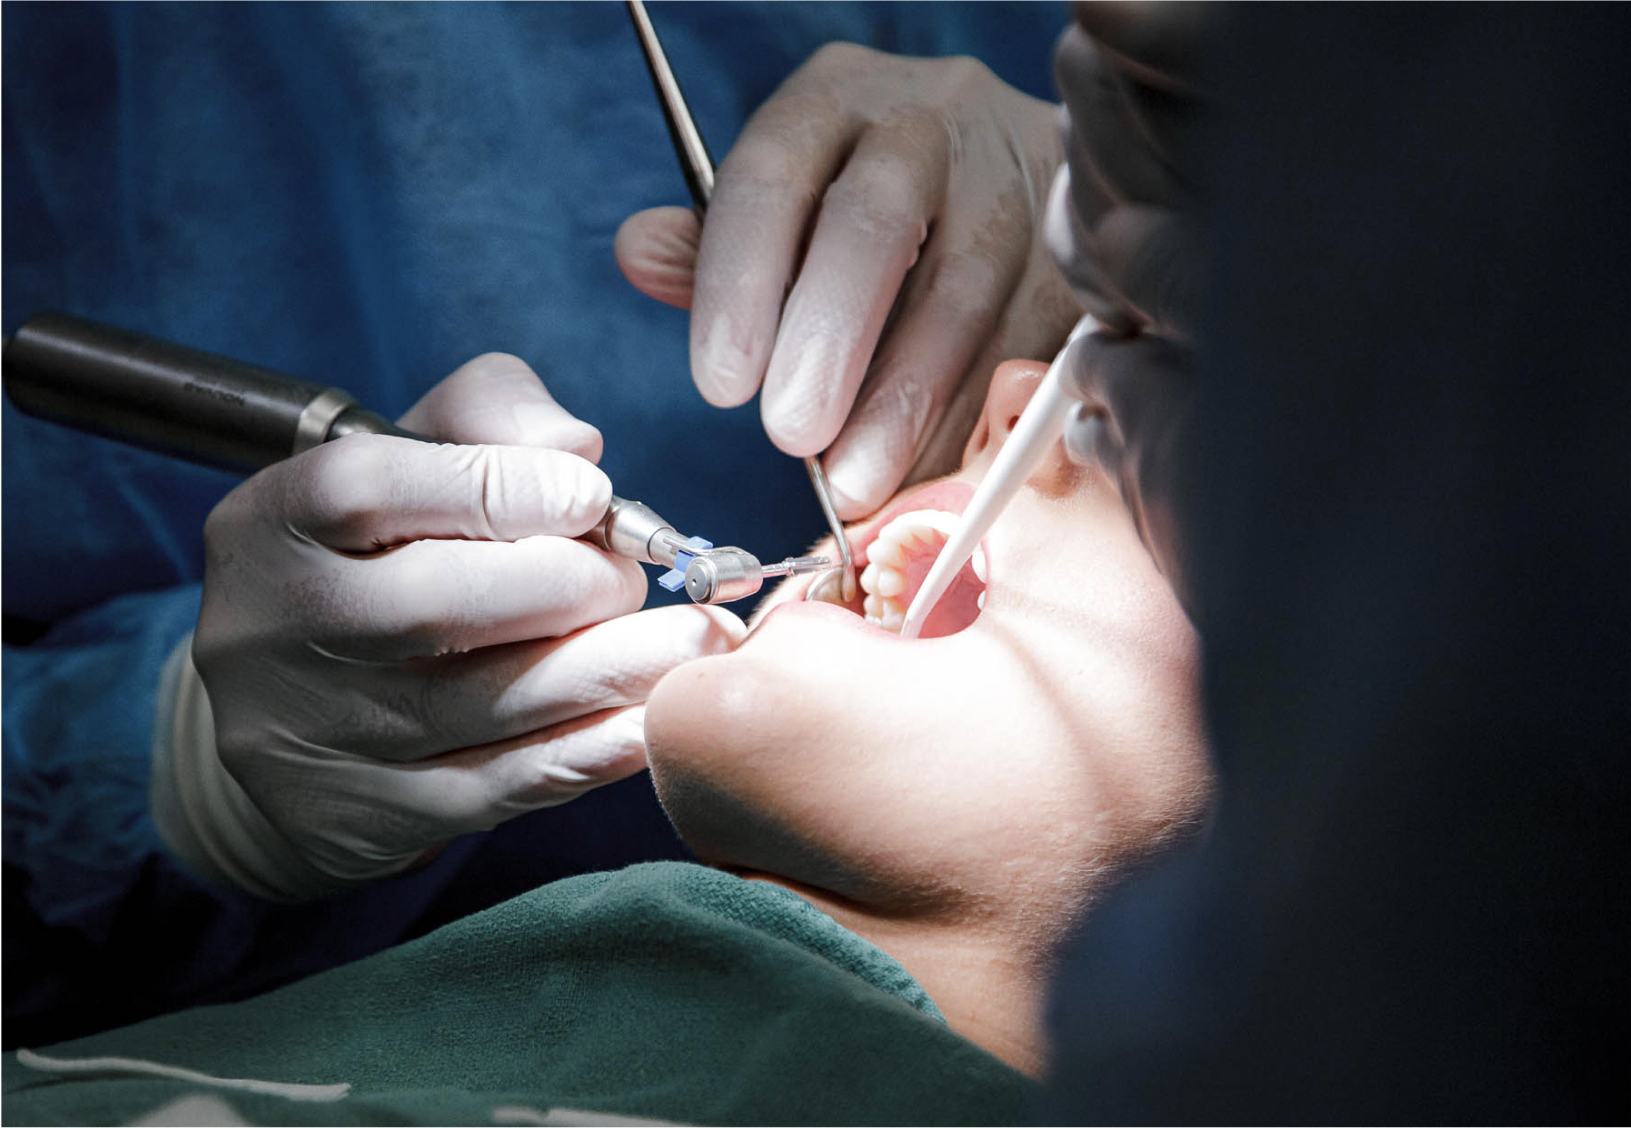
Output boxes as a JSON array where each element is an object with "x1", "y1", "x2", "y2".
[{"x1": 962, "y1": 359, "x2": 1083, "y2": 492}]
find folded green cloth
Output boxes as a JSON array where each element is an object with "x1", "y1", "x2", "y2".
[{"x1": 4, "y1": 862, "x2": 1034, "y2": 1124}]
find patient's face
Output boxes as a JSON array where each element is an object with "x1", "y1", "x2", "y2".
[{"x1": 646, "y1": 360, "x2": 1210, "y2": 939}]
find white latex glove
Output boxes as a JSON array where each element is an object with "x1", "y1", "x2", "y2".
[
  {"x1": 150, "y1": 353, "x2": 745, "y2": 901},
  {"x1": 616, "y1": 42, "x2": 1083, "y2": 519}
]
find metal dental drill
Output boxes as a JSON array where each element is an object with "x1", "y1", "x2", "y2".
[
  {"x1": 586, "y1": 496, "x2": 829, "y2": 603},
  {"x1": 1, "y1": 310, "x2": 827, "y2": 606}
]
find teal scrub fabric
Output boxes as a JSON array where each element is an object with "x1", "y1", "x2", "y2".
[{"x1": 4, "y1": 862, "x2": 1036, "y2": 1125}]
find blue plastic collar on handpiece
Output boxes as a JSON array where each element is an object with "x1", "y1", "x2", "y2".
[{"x1": 656, "y1": 536, "x2": 715, "y2": 592}]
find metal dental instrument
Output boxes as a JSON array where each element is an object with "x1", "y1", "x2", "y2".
[
  {"x1": 626, "y1": 0, "x2": 858, "y2": 606},
  {"x1": 586, "y1": 496, "x2": 829, "y2": 601},
  {"x1": 681, "y1": 548, "x2": 833, "y2": 605},
  {"x1": 1, "y1": 310, "x2": 827, "y2": 605},
  {"x1": 898, "y1": 316, "x2": 1101, "y2": 640}
]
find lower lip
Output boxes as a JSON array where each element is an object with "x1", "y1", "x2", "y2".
[{"x1": 756, "y1": 598, "x2": 896, "y2": 637}]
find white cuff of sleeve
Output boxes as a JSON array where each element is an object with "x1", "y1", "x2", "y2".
[{"x1": 149, "y1": 635, "x2": 350, "y2": 903}]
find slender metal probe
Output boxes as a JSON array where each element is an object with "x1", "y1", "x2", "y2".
[
  {"x1": 626, "y1": 0, "x2": 714, "y2": 211},
  {"x1": 803, "y1": 457, "x2": 857, "y2": 602},
  {"x1": 625, "y1": 0, "x2": 857, "y2": 604},
  {"x1": 761, "y1": 554, "x2": 833, "y2": 580}
]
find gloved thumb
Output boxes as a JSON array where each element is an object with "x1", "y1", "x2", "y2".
[
  {"x1": 615, "y1": 206, "x2": 701, "y2": 311},
  {"x1": 1060, "y1": 330, "x2": 1193, "y2": 460},
  {"x1": 399, "y1": 352, "x2": 604, "y2": 460}
]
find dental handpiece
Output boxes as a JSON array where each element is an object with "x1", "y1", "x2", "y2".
[
  {"x1": 897, "y1": 315, "x2": 1101, "y2": 639},
  {"x1": 1, "y1": 311, "x2": 827, "y2": 604},
  {"x1": 584, "y1": 497, "x2": 828, "y2": 601}
]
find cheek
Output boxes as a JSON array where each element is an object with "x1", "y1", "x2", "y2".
[
  {"x1": 645, "y1": 628, "x2": 1105, "y2": 905},
  {"x1": 645, "y1": 649, "x2": 880, "y2": 882},
  {"x1": 645, "y1": 632, "x2": 1028, "y2": 904},
  {"x1": 644, "y1": 573, "x2": 1213, "y2": 920},
  {"x1": 646, "y1": 654, "x2": 774, "y2": 773}
]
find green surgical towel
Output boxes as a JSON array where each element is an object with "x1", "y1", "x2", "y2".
[{"x1": 3, "y1": 862, "x2": 1035, "y2": 1125}]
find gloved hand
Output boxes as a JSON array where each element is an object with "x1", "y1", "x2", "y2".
[
  {"x1": 1048, "y1": 4, "x2": 1209, "y2": 608},
  {"x1": 150, "y1": 353, "x2": 745, "y2": 901},
  {"x1": 616, "y1": 42, "x2": 1083, "y2": 519},
  {"x1": 1046, "y1": 2, "x2": 1208, "y2": 340}
]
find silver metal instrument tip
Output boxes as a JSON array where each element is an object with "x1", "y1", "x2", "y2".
[{"x1": 759, "y1": 554, "x2": 832, "y2": 579}]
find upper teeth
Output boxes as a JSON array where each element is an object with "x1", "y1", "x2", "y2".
[{"x1": 858, "y1": 509, "x2": 985, "y2": 633}]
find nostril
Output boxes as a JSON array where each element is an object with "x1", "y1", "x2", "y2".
[{"x1": 967, "y1": 419, "x2": 992, "y2": 458}]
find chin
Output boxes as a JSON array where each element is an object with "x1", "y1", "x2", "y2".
[
  {"x1": 644, "y1": 655, "x2": 823, "y2": 879},
  {"x1": 644, "y1": 649, "x2": 937, "y2": 906},
  {"x1": 652, "y1": 755, "x2": 886, "y2": 898}
]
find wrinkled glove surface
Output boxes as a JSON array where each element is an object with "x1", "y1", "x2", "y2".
[
  {"x1": 618, "y1": 43, "x2": 1083, "y2": 518},
  {"x1": 161, "y1": 354, "x2": 744, "y2": 900}
]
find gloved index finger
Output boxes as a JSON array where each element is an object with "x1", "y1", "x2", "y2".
[
  {"x1": 272, "y1": 434, "x2": 613, "y2": 554},
  {"x1": 398, "y1": 352, "x2": 605, "y2": 461},
  {"x1": 688, "y1": 63, "x2": 864, "y2": 410}
]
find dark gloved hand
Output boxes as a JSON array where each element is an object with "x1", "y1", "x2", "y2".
[
  {"x1": 1047, "y1": 2, "x2": 1208, "y2": 340},
  {"x1": 1059, "y1": 329, "x2": 1195, "y2": 608},
  {"x1": 1049, "y1": 3, "x2": 1209, "y2": 607}
]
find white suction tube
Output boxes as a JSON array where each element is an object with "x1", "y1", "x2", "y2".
[{"x1": 898, "y1": 315, "x2": 1099, "y2": 640}]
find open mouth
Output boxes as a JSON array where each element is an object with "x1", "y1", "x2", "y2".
[{"x1": 803, "y1": 479, "x2": 988, "y2": 639}]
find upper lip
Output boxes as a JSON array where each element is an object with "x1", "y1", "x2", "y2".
[{"x1": 845, "y1": 478, "x2": 975, "y2": 571}]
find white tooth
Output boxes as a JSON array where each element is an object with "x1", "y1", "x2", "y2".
[
  {"x1": 867, "y1": 509, "x2": 959, "y2": 571},
  {"x1": 976, "y1": 590, "x2": 986, "y2": 610},
  {"x1": 971, "y1": 547, "x2": 987, "y2": 583},
  {"x1": 855, "y1": 511, "x2": 968, "y2": 636},
  {"x1": 868, "y1": 534, "x2": 906, "y2": 569},
  {"x1": 874, "y1": 568, "x2": 905, "y2": 598},
  {"x1": 893, "y1": 508, "x2": 952, "y2": 534},
  {"x1": 876, "y1": 509, "x2": 957, "y2": 544}
]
